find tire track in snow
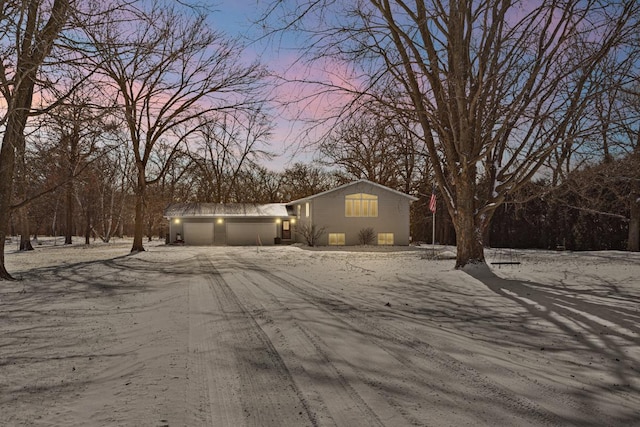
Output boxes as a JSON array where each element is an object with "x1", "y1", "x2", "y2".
[
  {"x1": 220, "y1": 258, "x2": 390, "y2": 426},
  {"x1": 186, "y1": 255, "x2": 241, "y2": 426},
  {"x1": 191, "y1": 254, "x2": 317, "y2": 427},
  {"x1": 231, "y1": 253, "x2": 565, "y2": 427}
]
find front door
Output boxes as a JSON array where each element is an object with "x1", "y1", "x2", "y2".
[{"x1": 282, "y1": 220, "x2": 291, "y2": 240}]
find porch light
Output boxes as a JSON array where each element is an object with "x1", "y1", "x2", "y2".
[
  {"x1": 275, "y1": 218, "x2": 281, "y2": 224},
  {"x1": 291, "y1": 218, "x2": 296, "y2": 224},
  {"x1": 217, "y1": 218, "x2": 224, "y2": 224},
  {"x1": 174, "y1": 218, "x2": 180, "y2": 224}
]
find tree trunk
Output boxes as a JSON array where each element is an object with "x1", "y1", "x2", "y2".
[
  {"x1": 19, "y1": 207, "x2": 34, "y2": 251},
  {"x1": 131, "y1": 167, "x2": 146, "y2": 252},
  {"x1": 629, "y1": 191, "x2": 640, "y2": 252},
  {"x1": 0, "y1": 131, "x2": 17, "y2": 279},
  {"x1": 453, "y1": 178, "x2": 486, "y2": 268},
  {"x1": 0, "y1": 95, "x2": 28, "y2": 280},
  {"x1": 85, "y1": 205, "x2": 92, "y2": 245},
  {"x1": 65, "y1": 180, "x2": 74, "y2": 244}
]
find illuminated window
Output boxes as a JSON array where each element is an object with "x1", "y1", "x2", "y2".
[
  {"x1": 328, "y1": 233, "x2": 345, "y2": 245},
  {"x1": 305, "y1": 202, "x2": 310, "y2": 217},
  {"x1": 345, "y1": 193, "x2": 378, "y2": 217},
  {"x1": 378, "y1": 233, "x2": 394, "y2": 245}
]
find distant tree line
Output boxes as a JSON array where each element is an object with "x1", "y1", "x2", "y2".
[{"x1": 490, "y1": 152, "x2": 639, "y2": 251}]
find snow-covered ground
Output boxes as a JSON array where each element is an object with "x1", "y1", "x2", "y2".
[{"x1": 1, "y1": 239, "x2": 639, "y2": 426}]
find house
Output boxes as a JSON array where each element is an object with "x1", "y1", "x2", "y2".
[
  {"x1": 287, "y1": 179, "x2": 418, "y2": 246},
  {"x1": 164, "y1": 203, "x2": 294, "y2": 246},
  {"x1": 164, "y1": 179, "x2": 418, "y2": 246}
]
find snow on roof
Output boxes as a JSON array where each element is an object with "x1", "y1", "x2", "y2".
[
  {"x1": 287, "y1": 179, "x2": 418, "y2": 205},
  {"x1": 164, "y1": 203, "x2": 290, "y2": 218}
]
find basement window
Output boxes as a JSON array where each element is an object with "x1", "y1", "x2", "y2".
[
  {"x1": 328, "y1": 233, "x2": 346, "y2": 246},
  {"x1": 378, "y1": 233, "x2": 394, "y2": 245}
]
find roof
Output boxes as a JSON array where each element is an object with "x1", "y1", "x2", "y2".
[
  {"x1": 287, "y1": 179, "x2": 418, "y2": 205},
  {"x1": 164, "y1": 203, "x2": 291, "y2": 218}
]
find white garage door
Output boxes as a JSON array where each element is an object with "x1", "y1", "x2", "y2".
[
  {"x1": 183, "y1": 222, "x2": 214, "y2": 245},
  {"x1": 227, "y1": 223, "x2": 276, "y2": 246}
]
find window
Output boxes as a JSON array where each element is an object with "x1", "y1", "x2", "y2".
[
  {"x1": 305, "y1": 202, "x2": 310, "y2": 217},
  {"x1": 378, "y1": 233, "x2": 394, "y2": 245},
  {"x1": 328, "y1": 233, "x2": 346, "y2": 245},
  {"x1": 345, "y1": 193, "x2": 378, "y2": 217}
]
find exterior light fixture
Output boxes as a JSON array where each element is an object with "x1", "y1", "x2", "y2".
[
  {"x1": 291, "y1": 218, "x2": 296, "y2": 224},
  {"x1": 276, "y1": 218, "x2": 282, "y2": 224},
  {"x1": 217, "y1": 218, "x2": 224, "y2": 224},
  {"x1": 174, "y1": 218, "x2": 180, "y2": 224}
]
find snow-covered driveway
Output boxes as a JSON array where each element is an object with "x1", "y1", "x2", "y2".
[{"x1": 1, "y1": 242, "x2": 639, "y2": 426}]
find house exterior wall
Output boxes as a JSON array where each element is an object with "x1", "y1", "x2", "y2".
[
  {"x1": 168, "y1": 217, "x2": 282, "y2": 245},
  {"x1": 291, "y1": 181, "x2": 413, "y2": 246}
]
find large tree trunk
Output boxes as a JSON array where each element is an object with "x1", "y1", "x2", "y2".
[
  {"x1": 0, "y1": 129, "x2": 18, "y2": 279},
  {"x1": 453, "y1": 179, "x2": 486, "y2": 268},
  {"x1": 19, "y1": 207, "x2": 34, "y2": 251},
  {"x1": 131, "y1": 166, "x2": 146, "y2": 252},
  {"x1": 0, "y1": 90, "x2": 32, "y2": 279}
]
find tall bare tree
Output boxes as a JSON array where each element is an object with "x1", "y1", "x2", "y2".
[
  {"x1": 188, "y1": 109, "x2": 273, "y2": 203},
  {"x1": 0, "y1": 0, "x2": 71, "y2": 280},
  {"x1": 320, "y1": 104, "x2": 423, "y2": 193},
  {"x1": 85, "y1": 0, "x2": 268, "y2": 252},
  {"x1": 263, "y1": 0, "x2": 640, "y2": 267}
]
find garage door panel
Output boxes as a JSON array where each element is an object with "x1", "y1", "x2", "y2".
[
  {"x1": 227, "y1": 223, "x2": 276, "y2": 245},
  {"x1": 183, "y1": 222, "x2": 214, "y2": 245}
]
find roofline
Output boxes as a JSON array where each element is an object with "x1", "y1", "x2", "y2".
[
  {"x1": 163, "y1": 214, "x2": 295, "y2": 219},
  {"x1": 287, "y1": 179, "x2": 418, "y2": 204},
  {"x1": 163, "y1": 202, "x2": 294, "y2": 219}
]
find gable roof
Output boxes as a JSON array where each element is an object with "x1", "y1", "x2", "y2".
[
  {"x1": 287, "y1": 179, "x2": 418, "y2": 205},
  {"x1": 164, "y1": 203, "x2": 290, "y2": 218}
]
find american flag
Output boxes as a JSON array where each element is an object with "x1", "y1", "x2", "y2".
[{"x1": 429, "y1": 188, "x2": 437, "y2": 213}]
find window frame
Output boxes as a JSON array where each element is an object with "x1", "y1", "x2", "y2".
[
  {"x1": 328, "y1": 232, "x2": 346, "y2": 246},
  {"x1": 377, "y1": 232, "x2": 394, "y2": 245},
  {"x1": 345, "y1": 193, "x2": 378, "y2": 218}
]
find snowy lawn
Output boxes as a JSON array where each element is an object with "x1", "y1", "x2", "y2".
[{"x1": 1, "y1": 239, "x2": 638, "y2": 426}]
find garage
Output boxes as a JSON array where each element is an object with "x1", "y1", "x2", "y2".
[
  {"x1": 226, "y1": 222, "x2": 276, "y2": 246},
  {"x1": 183, "y1": 222, "x2": 214, "y2": 245},
  {"x1": 165, "y1": 203, "x2": 291, "y2": 246}
]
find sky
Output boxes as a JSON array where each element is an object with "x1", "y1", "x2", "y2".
[{"x1": 208, "y1": 1, "x2": 316, "y2": 170}]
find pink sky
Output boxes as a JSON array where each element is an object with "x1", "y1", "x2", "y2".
[{"x1": 209, "y1": 1, "x2": 365, "y2": 170}]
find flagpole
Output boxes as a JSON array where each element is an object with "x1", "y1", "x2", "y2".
[
  {"x1": 429, "y1": 186, "x2": 437, "y2": 250},
  {"x1": 432, "y1": 209, "x2": 436, "y2": 247}
]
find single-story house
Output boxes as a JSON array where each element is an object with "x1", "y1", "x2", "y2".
[{"x1": 164, "y1": 179, "x2": 418, "y2": 246}]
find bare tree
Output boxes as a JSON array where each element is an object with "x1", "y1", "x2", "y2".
[
  {"x1": 188, "y1": 109, "x2": 273, "y2": 203},
  {"x1": 280, "y1": 162, "x2": 335, "y2": 201},
  {"x1": 231, "y1": 166, "x2": 284, "y2": 203},
  {"x1": 0, "y1": 0, "x2": 72, "y2": 280},
  {"x1": 93, "y1": 140, "x2": 134, "y2": 243},
  {"x1": 263, "y1": 0, "x2": 640, "y2": 267},
  {"x1": 85, "y1": 0, "x2": 268, "y2": 252},
  {"x1": 320, "y1": 104, "x2": 423, "y2": 193}
]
